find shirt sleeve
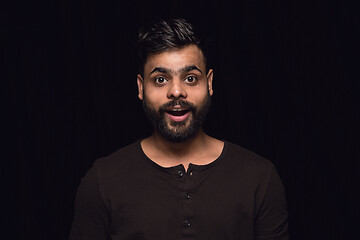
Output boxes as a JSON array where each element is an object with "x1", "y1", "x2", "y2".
[
  {"x1": 69, "y1": 162, "x2": 111, "y2": 240},
  {"x1": 254, "y1": 165, "x2": 289, "y2": 240}
]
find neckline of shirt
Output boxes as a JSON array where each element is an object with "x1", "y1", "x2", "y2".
[{"x1": 136, "y1": 140, "x2": 228, "y2": 175}]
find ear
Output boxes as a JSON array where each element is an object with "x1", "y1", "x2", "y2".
[
  {"x1": 137, "y1": 74, "x2": 144, "y2": 100},
  {"x1": 206, "y1": 69, "x2": 214, "y2": 96}
]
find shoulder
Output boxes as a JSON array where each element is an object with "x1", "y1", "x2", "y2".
[
  {"x1": 221, "y1": 141, "x2": 277, "y2": 180},
  {"x1": 224, "y1": 141, "x2": 274, "y2": 167},
  {"x1": 96, "y1": 141, "x2": 141, "y2": 165},
  {"x1": 90, "y1": 140, "x2": 144, "y2": 182}
]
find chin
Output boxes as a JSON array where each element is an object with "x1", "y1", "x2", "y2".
[{"x1": 159, "y1": 118, "x2": 199, "y2": 143}]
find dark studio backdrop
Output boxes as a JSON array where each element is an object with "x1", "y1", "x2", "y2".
[{"x1": 4, "y1": 0, "x2": 359, "y2": 239}]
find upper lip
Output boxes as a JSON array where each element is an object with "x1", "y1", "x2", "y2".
[
  {"x1": 166, "y1": 105, "x2": 188, "y2": 112},
  {"x1": 168, "y1": 108, "x2": 187, "y2": 111}
]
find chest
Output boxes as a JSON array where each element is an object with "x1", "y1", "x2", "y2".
[{"x1": 105, "y1": 168, "x2": 256, "y2": 239}]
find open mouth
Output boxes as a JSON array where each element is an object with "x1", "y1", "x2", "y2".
[
  {"x1": 167, "y1": 109, "x2": 189, "y2": 116},
  {"x1": 165, "y1": 109, "x2": 190, "y2": 122}
]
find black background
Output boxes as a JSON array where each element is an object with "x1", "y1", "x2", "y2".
[{"x1": 4, "y1": 0, "x2": 359, "y2": 239}]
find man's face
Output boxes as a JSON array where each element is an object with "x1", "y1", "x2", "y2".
[{"x1": 137, "y1": 45, "x2": 214, "y2": 142}]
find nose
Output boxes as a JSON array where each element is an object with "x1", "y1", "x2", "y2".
[{"x1": 167, "y1": 80, "x2": 187, "y2": 99}]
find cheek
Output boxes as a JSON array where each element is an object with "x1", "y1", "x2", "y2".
[
  {"x1": 144, "y1": 86, "x2": 168, "y2": 106},
  {"x1": 189, "y1": 87, "x2": 209, "y2": 103}
]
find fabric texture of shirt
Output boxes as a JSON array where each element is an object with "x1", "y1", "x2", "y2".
[{"x1": 69, "y1": 140, "x2": 288, "y2": 240}]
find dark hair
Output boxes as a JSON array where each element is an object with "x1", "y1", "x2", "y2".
[{"x1": 137, "y1": 18, "x2": 208, "y2": 76}]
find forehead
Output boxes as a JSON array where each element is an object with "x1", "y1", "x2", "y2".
[{"x1": 144, "y1": 45, "x2": 206, "y2": 75}]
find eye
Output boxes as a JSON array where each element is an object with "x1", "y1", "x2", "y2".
[
  {"x1": 154, "y1": 76, "x2": 168, "y2": 84},
  {"x1": 184, "y1": 76, "x2": 197, "y2": 83}
]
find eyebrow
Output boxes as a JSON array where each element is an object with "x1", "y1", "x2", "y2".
[{"x1": 149, "y1": 65, "x2": 202, "y2": 76}]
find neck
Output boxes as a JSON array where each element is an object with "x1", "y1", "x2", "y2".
[{"x1": 141, "y1": 128, "x2": 224, "y2": 171}]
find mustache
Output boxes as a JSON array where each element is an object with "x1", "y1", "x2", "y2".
[{"x1": 159, "y1": 100, "x2": 196, "y2": 112}]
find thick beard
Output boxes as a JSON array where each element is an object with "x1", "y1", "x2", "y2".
[{"x1": 142, "y1": 95, "x2": 211, "y2": 143}]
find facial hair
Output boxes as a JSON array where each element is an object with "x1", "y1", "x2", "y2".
[{"x1": 142, "y1": 95, "x2": 211, "y2": 143}]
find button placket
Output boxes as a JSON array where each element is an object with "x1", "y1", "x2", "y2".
[{"x1": 180, "y1": 167, "x2": 197, "y2": 237}]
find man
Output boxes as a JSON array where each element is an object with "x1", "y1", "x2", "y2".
[{"x1": 69, "y1": 18, "x2": 288, "y2": 240}]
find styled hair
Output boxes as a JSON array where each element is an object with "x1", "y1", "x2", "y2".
[{"x1": 137, "y1": 18, "x2": 208, "y2": 76}]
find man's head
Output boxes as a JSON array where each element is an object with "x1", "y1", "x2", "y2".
[{"x1": 136, "y1": 18, "x2": 213, "y2": 142}]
